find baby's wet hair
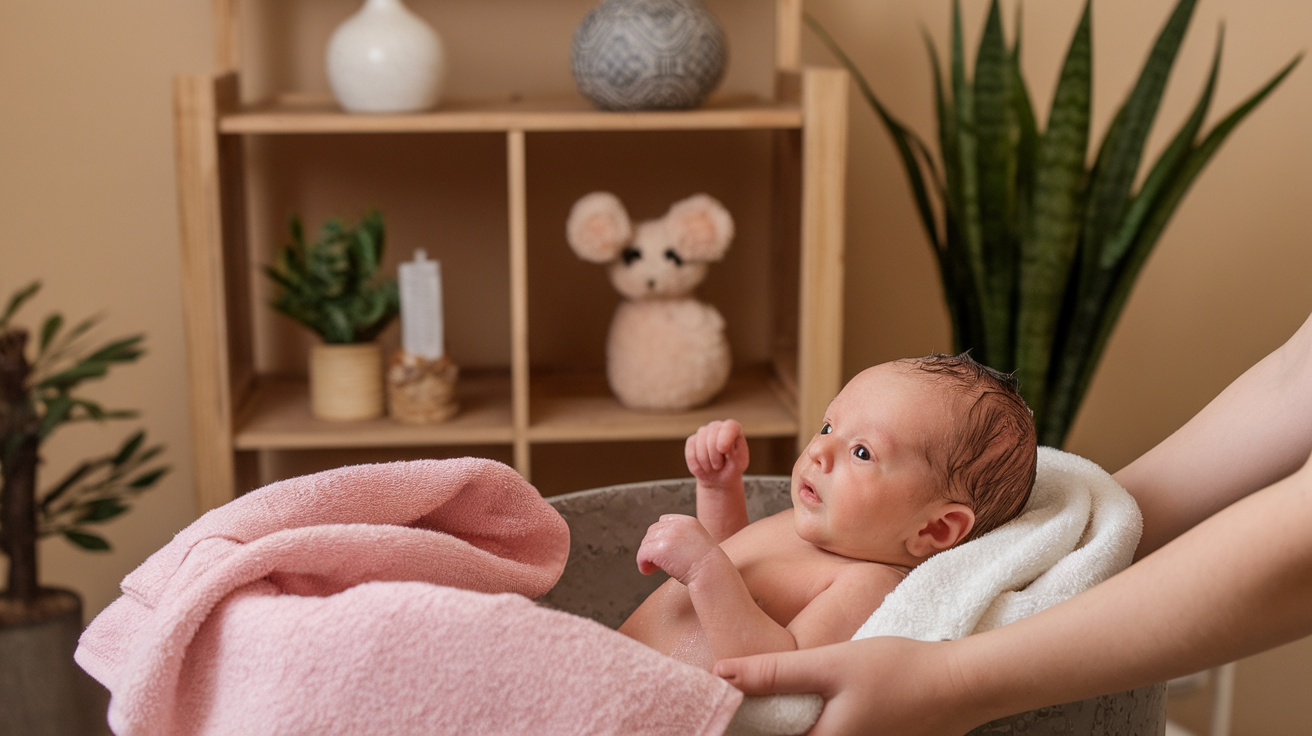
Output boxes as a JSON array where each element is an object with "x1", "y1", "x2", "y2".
[{"x1": 902, "y1": 352, "x2": 1038, "y2": 543}]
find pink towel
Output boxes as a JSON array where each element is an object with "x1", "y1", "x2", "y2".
[{"x1": 76, "y1": 458, "x2": 742, "y2": 736}]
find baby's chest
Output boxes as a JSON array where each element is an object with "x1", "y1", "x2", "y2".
[{"x1": 726, "y1": 545, "x2": 848, "y2": 626}]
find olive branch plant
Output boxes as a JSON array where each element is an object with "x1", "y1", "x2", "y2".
[
  {"x1": 0, "y1": 282, "x2": 169, "y2": 609},
  {"x1": 809, "y1": 0, "x2": 1300, "y2": 446}
]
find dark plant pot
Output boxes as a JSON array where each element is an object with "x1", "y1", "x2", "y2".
[{"x1": 0, "y1": 589, "x2": 109, "y2": 736}]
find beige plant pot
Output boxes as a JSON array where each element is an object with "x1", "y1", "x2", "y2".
[{"x1": 309, "y1": 342, "x2": 384, "y2": 421}]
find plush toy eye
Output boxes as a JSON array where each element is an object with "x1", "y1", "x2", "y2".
[
  {"x1": 819, "y1": 422, "x2": 832, "y2": 435},
  {"x1": 621, "y1": 246, "x2": 641, "y2": 265},
  {"x1": 853, "y1": 446, "x2": 871, "y2": 461},
  {"x1": 664, "y1": 248, "x2": 684, "y2": 266}
]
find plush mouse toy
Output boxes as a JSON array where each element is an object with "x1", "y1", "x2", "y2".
[{"x1": 566, "y1": 192, "x2": 734, "y2": 411}]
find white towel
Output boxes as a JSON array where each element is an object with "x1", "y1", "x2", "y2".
[{"x1": 728, "y1": 447, "x2": 1143, "y2": 735}]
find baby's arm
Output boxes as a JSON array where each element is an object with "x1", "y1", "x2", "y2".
[
  {"x1": 637, "y1": 515, "x2": 903, "y2": 660},
  {"x1": 637, "y1": 514, "x2": 797, "y2": 659},
  {"x1": 685, "y1": 420, "x2": 750, "y2": 542}
]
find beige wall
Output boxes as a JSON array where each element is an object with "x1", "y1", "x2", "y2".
[{"x1": 1, "y1": 0, "x2": 1309, "y2": 733}]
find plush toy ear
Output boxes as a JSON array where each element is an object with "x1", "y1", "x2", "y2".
[
  {"x1": 566, "y1": 192, "x2": 632, "y2": 263},
  {"x1": 665, "y1": 194, "x2": 734, "y2": 262}
]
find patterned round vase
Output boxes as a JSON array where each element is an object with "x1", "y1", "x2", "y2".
[{"x1": 571, "y1": 0, "x2": 727, "y2": 111}]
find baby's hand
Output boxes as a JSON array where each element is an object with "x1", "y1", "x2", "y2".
[
  {"x1": 685, "y1": 419, "x2": 750, "y2": 490},
  {"x1": 636, "y1": 514, "x2": 718, "y2": 584}
]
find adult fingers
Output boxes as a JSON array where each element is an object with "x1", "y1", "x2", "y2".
[{"x1": 714, "y1": 647, "x2": 838, "y2": 697}]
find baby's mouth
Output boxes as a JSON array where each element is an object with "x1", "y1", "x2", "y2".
[{"x1": 798, "y1": 480, "x2": 821, "y2": 505}]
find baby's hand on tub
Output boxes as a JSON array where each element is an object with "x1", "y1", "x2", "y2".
[
  {"x1": 686, "y1": 419, "x2": 750, "y2": 490},
  {"x1": 637, "y1": 514, "x2": 717, "y2": 583}
]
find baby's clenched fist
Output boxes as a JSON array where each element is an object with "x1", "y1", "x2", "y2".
[{"x1": 685, "y1": 419, "x2": 750, "y2": 488}]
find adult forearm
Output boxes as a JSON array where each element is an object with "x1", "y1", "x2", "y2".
[
  {"x1": 1118, "y1": 311, "x2": 1312, "y2": 558},
  {"x1": 954, "y1": 465, "x2": 1312, "y2": 723}
]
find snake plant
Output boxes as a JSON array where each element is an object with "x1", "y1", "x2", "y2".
[
  {"x1": 810, "y1": 0, "x2": 1300, "y2": 446},
  {"x1": 264, "y1": 210, "x2": 399, "y2": 344}
]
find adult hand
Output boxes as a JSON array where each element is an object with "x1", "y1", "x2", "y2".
[{"x1": 715, "y1": 637, "x2": 985, "y2": 736}]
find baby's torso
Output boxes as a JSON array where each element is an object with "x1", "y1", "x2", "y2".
[{"x1": 617, "y1": 509, "x2": 901, "y2": 670}]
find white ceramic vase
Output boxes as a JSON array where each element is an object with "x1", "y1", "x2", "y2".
[{"x1": 326, "y1": 0, "x2": 446, "y2": 113}]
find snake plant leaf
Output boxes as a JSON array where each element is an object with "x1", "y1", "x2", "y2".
[
  {"x1": 1015, "y1": 0, "x2": 1092, "y2": 418},
  {"x1": 951, "y1": 0, "x2": 987, "y2": 332},
  {"x1": 973, "y1": 0, "x2": 1016, "y2": 367},
  {"x1": 804, "y1": 14, "x2": 944, "y2": 252},
  {"x1": 1081, "y1": 0, "x2": 1197, "y2": 279},
  {"x1": 1101, "y1": 51, "x2": 1303, "y2": 342},
  {"x1": 1049, "y1": 47, "x2": 1302, "y2": 444},
  {"x1": 0, "y1": 281, "x2": 40, "y2": 332},
  {"x1": 1010, "y1": 6, "x2": 1039, "y2": 256},
  {"x1": 1102, "y1": 27, "x2": 1222, "y2": 270}
]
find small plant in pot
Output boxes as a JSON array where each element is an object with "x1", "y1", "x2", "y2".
[
  {"x1": 0, "y1": 281, "x2": 169, "y2": 731},
  {"x1": 264, "y1": 210, "x2": 400, "y2": 421}
]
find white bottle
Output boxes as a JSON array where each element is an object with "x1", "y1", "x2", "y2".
[{"x1": 326, "y1": 0, "x2": 446, "y2": 113}]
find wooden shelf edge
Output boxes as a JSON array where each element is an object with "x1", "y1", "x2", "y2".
[{"x1": 219, "y1": 94, "x2": 803, "y2": 134}]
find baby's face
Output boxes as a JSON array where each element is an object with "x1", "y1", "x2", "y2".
[{"x1": 791, "y1": 363, "x2": 957, "y2": 563}]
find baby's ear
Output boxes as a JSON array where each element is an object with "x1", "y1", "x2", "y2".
[
  {"x1": 665, "y1": 194, "x2": 734, "y2": 262},
  {"x1": 908, "y1": 503, "x2": 976, "y2": 558},
  {"x1": 567, "y1": 192, "x2": 632, "y2": 263}
]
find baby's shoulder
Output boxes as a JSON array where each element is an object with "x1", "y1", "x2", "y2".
[{"x1": 831, "y1": 559, "x2": 909, "y2": 591}]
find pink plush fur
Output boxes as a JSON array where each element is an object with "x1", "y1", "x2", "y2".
[{"x1": 75, "y1": 458, "x2": 742, "y2": 736}]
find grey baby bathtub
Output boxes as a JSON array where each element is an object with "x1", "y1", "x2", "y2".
[{"x1": 540, "y1": 476, "x2": 1167, "y2": 736}]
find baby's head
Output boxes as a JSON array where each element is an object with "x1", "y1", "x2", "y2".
[{"x1": 791, "y1": 353, "x2": 1037, "y2": 566}]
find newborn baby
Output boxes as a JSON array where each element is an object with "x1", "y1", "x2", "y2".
[{"x1": 618, "y1": 353, "x2": 1038, "y2": 670}]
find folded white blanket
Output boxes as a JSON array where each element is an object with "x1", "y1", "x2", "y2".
[{"x1": 729, "y1": 447, "x2": 1143, "y2": 735}]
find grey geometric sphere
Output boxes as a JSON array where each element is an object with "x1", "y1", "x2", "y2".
[{"x1": 571, "y1": 0, "x2": 727, "y2": 111}]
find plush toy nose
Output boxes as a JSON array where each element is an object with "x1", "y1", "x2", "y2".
[{"x1": 647, "y1": 279, "x2": 656, "y2": 290}]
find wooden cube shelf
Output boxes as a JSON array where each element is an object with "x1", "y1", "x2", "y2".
[{"x1": 175, "y1": 0, "x2": 848, "y2": 513}]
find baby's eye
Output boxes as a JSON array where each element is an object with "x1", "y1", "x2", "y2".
[
  {"x1": 853, "y1": 446, "x2": 871, "y2": 461},
  {"x1": 819, "y1": 423, "x2": 832, "y2": 435}
]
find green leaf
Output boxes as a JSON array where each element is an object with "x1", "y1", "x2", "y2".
[
  {"x1": 40, "y1": 458, "x2": 104, "y2": 511},
  {"x1": 1102, "y1": 25, "x2": 1222, "y2": 269},
  {"x1": 114, "y1": 430, "x2": 146, "y2": 466},
  {"x1": 78, "y1": 499, "x2": 128, "y2": 523},
  {"x1": 39, "y1": 313, "x2": 63, "y2": 353},
  {"x1": 1015, "y1": 0, "x2": 1092, "y2": 420},
  {"x1": 38, "y1": 360, "x2": 109, "y2": 390},
  {"x1": 39, "y1": 394, "x2": 75, "y2": 438},
  {"x1": 806, "y1": 13, "x2": 943, "y2": 251},
  {"x1": 128, "y1": 467, "x2": 169, "y2": 489},
  {"x1": 951, "y1": 0, "x2": 988, "y2": 348},
  {"x1": 64, "y1": 530, "x2": 111, "y2": 551},
  {"x1": 0, "y1": 281, "x2": 40, "y2": 331},
  {"x1": 1082, "y1": 0, "x2": 1197, "y2": 275},
  {"x1": 972, "y1": 0, "x2": 1016, "y2": 368},
  {"x1": 83, "y1": 335, "x2": 145, "y2": 365}
]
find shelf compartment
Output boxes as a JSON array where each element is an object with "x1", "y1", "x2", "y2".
[
  {"x1": 219, "y1": 94, "x2": 803, "y2": 135},
  {"x1": 234, "y1": 372, "x2": 514, "y2": 450},
  {"x1": 527, "y1": 366, "x2": 798, "y2": 443}
]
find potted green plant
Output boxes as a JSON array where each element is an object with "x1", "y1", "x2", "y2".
[
  {"x1": 810, "y1": 0, "x2": 1299, "y2": 446},
  {"x1": 263, "y1": 210, "x2": 400, "y2": 421},
  {"x1": 0, "y1": 281, "x2": 170, "y2": 732}
]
